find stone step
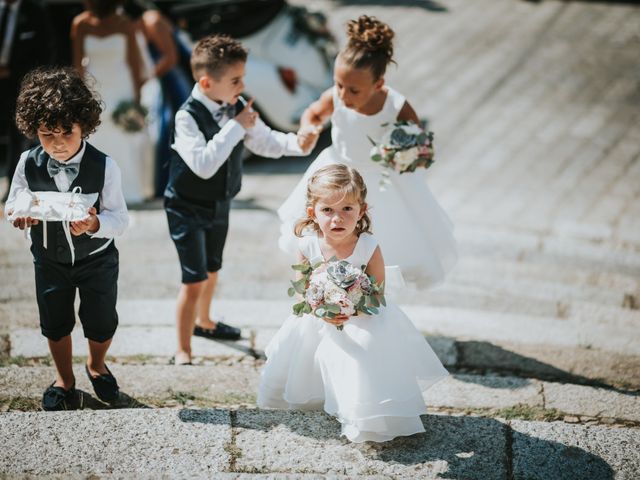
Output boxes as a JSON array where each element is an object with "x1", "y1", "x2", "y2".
[
  {"x1": 0, "y1": 407, "x2": 637, "y2": 478},
  {"x1": 5, "y1": 298, "x2": 638, "y2": 355},
  {"x1": 1, "y1": 365, "x2": 638, "y2": 424},
  {"x1": 5, "y1": 299, "x2": 639, "y2": 389},
  {"x1": 3, "y1": 209, "x2": 640, "y2": 304},
  {"x1": 447, "y1": 256, "x2": 639, "y2": 309}
]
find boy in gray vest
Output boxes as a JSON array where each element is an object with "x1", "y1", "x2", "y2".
[
  {"x1": 165, "y1": 35, "x2": 315, "y2": 365},
  {"x1": 4, "y1": 67, "x2": 129, "y2": 410}
]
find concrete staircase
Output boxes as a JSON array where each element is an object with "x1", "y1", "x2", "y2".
[{"x1": 2, "y1": 0, "x2": 640, "y2": 477}]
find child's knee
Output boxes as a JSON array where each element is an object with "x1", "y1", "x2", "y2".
[{"x1": 182, "y1": 280, "x2": 206, "y2": 299}]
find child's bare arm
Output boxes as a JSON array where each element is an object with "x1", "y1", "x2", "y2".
[
  {"x1": 365, "y1": 246, "x2": 386, "y2": 293},
  {"x1": 300, "y1": 88, "x2": 334, "y2": 128},
  {"x1": 397, "y1": 100, "x2": 420, "y2": 125}
]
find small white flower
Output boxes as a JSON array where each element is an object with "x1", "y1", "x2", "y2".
[
  {"x1": 401, "y1": 123, "x2": 423, "y2": 136},
  {"x1": 393, "y1": 147, "x2": 419, "y2": 171}
]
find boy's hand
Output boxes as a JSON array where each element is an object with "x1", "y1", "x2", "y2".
[
  {"x1": 70, "y1": 207, "x2": 99, "y2": 236},
  {"x1": 12, "y1": 215, "x2": 39, "y2": 230},
  {"x1": 235, "y1": 98, "x2": 259, "y2": 130},
  {"x1": 297, "y1": 124, "x2": 321, "y2": 153}
]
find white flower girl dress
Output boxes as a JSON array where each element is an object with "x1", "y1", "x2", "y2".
[
  {"x1": 258, "y1": 233, "x2": 449, "y2": 443},
  {"x1": 278, "y1": 87, "x2": 458, "y2": 287}
]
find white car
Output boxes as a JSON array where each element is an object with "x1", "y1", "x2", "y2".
[{"x1": 166, "y1": 0, "x2": 337, "y2": 131}]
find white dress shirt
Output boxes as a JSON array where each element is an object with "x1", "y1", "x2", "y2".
[
  {"x1": 171, "y1": 84, "x2": 304, "y2": 179},
  {"x1": 4, "y1": 142, "x2": 129, "y2": 238}
]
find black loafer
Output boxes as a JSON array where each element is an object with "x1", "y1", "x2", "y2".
[
  {"x1": 42, "y1": 382, "x2": 76, "y2": 411},
  {"x1": 194, "y1": 321, "x2": 241, "y2": 341},
  {"x1": 85, "y1": 365, "x2": 119, "y2": 402}
]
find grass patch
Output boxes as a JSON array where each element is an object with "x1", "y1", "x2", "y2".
[
  {"x1": 460, "y1": 404, "x2": 565, "y2": 422},
  {"x1": 170, "y1": 390, "x2": 197, "y2": 405},
  {"x1": 496, "y1": 404, "x2": 564, "y2": 422},
  {"x1": 0, "y1": 397, "x2": 41, "y2": 411}
]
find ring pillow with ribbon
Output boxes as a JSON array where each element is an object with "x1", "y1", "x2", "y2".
[{"x1": 7, "y1": 187, "x2": 112, "y2": 265}]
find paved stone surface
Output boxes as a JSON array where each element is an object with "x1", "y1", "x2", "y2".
[
  {"x1": 19, "y1": 367, "x2": 640, "y2": 422},
  {"x1": 1, "y1": 0, "x2": 639, "y2": 477},
  {"x1": 542, "y1": 382, "x2": 640, "y2": 422},
  {"x1": 510, "y1": 420, "x2": 640, "y2": 480},
  {"x1": 0, "y1": 409, "x2": 231, "y2": 476},
  {"x1": 234, "y1": 410, "x2": 507, "y2": 479}
]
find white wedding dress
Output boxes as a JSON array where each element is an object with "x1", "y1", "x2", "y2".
[
  {"x1": 278, "y1": 87, "x2": 457, "y2": 287},
  {"x1": 258, "y1": 233, "x2": 449, "y2": 443},
  {"x1": 83, "y1": 34, "x2": 154, "y2": 204}
]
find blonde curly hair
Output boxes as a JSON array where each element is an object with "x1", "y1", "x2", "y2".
[{"x1": 294, "y1": 164, "x2": 372, "y2": 237}]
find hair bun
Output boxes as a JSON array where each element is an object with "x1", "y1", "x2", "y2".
[{"x1": 346, "y1": 15, "x2": 394, "y2": 58}]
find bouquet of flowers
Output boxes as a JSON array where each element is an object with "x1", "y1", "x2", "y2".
[
  {"x1": 288, "y1": 257, "x2": 385, "y2": 330},
  {"x1": 112, "y1": 100, "x2": 148, "y2": 133},
  {"x1": 369, "y1": 121, "x2": 435, "y2": 188}
]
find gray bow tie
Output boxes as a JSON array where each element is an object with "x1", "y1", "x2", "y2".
[
  {"x1": 212, "y1": 103, "x2": 237, "y2": 122},
  {"x1": 47, "y1": 158, "x2": 80, "y2": 184}
]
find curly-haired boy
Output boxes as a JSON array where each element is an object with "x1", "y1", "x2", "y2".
[{"x1": 4, "y1": 67, "x2": 129, "y2": 410}]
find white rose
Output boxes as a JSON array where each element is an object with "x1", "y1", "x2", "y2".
[
  {"x1": 401, "y1": 123, "x2": 423, "y2": 136},
  {"x1": 393, "y1": 147, "x2": 419, "y2": 171},
  {"x1": 347, "y1": 288, "x2": 362, "y2": 305},
  {"x1": 324, "y1": 283, "x2": 347, "y2": 305}
]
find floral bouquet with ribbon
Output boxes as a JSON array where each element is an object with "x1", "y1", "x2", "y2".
[
  {"x1": 112, "y1": 100, "x2": 148, "y2": 133},
  {"x1": 369, "y1": 121, "x2": 435, "y2": 188},
  {"x1": 288, "y1": 258, "x2": 385, "y2": 330}
]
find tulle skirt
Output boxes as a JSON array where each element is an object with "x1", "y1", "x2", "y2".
[
  {"x1": 277, "y1": 146, "x2": 458, "y2": 288},
  {"x1": 257, "y1": 302, "x2": 449, "y2": 443}
]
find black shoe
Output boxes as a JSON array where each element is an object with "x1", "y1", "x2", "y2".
[
  {"x1": 85, "y1": 365, "x2": 119, "y2": 402},
  {"x1": 42, "y1": 382, "x2": 76, "y2": 411},
  {"x1": 194, "y1": 321, "x2": 241, "y2": 341}
]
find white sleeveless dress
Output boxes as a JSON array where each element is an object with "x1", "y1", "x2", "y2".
[
  {"x1": 83, "y1": 34, "x2": 154, "y2": 204},
  {"x1": 258, "y1": 233, "x2": 449, "y2": 443},
  {"x1": 278, "y1": 87, "x2": 458, "y2": 287}
]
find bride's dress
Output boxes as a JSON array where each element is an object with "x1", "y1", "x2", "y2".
[{"x1": 83, "y1": 34, "x2": 154, "y2": 204}]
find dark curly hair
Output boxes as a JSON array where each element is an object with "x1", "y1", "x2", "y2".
[
  {"x1": 340, "y1": 15, "x2": 395, "y2": 80},
  {"x1": 15, "y1": 67, "x2": 103, "y2": 139},
  {"x1": 190, "y1": 34, "x2": 248, "y2": 80}
]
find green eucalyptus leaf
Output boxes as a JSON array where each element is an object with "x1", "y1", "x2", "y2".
[{"x1": 325, "y1": 303, "x2": 341, "y2": 313}]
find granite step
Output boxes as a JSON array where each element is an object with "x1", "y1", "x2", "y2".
[
  {"x1": 0, "y1": 408, "x2": 637, "y2": 478},
  {"x1": 1, "y1": 365, "x2": 638, "y2": 424}
]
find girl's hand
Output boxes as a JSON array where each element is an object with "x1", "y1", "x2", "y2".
[
  {"x1": 70, "y1": 207, "x2": 99, "y2": 236},
  {"x1": 297, "y1": 124, "x2": 321, "y2": 153},
  {"x1": 12, "y1": 216, "x2": 39, "y2": 230},
  {"x1": 324, "y1": 313, "x2": 349, "y2": 327}
]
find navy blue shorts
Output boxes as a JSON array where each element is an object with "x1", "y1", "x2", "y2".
[
  {"x1": 165, "y1": 197, "x2": 230, "y2": 283},
  {"x1": 33, "y1": 244, "x2": 119, "y2": 342}
]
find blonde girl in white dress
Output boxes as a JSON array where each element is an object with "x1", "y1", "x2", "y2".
[
  {"x1": 279, "y1": 15, "x2": 457, "y2": 287},
  {"x1": 260, "y1": 164, "x2": 449, "y2": 443}
]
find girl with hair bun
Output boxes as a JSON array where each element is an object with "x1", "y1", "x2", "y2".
[{"x1": 278, "y1": 15, "x2": 457, "y2": 288}]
